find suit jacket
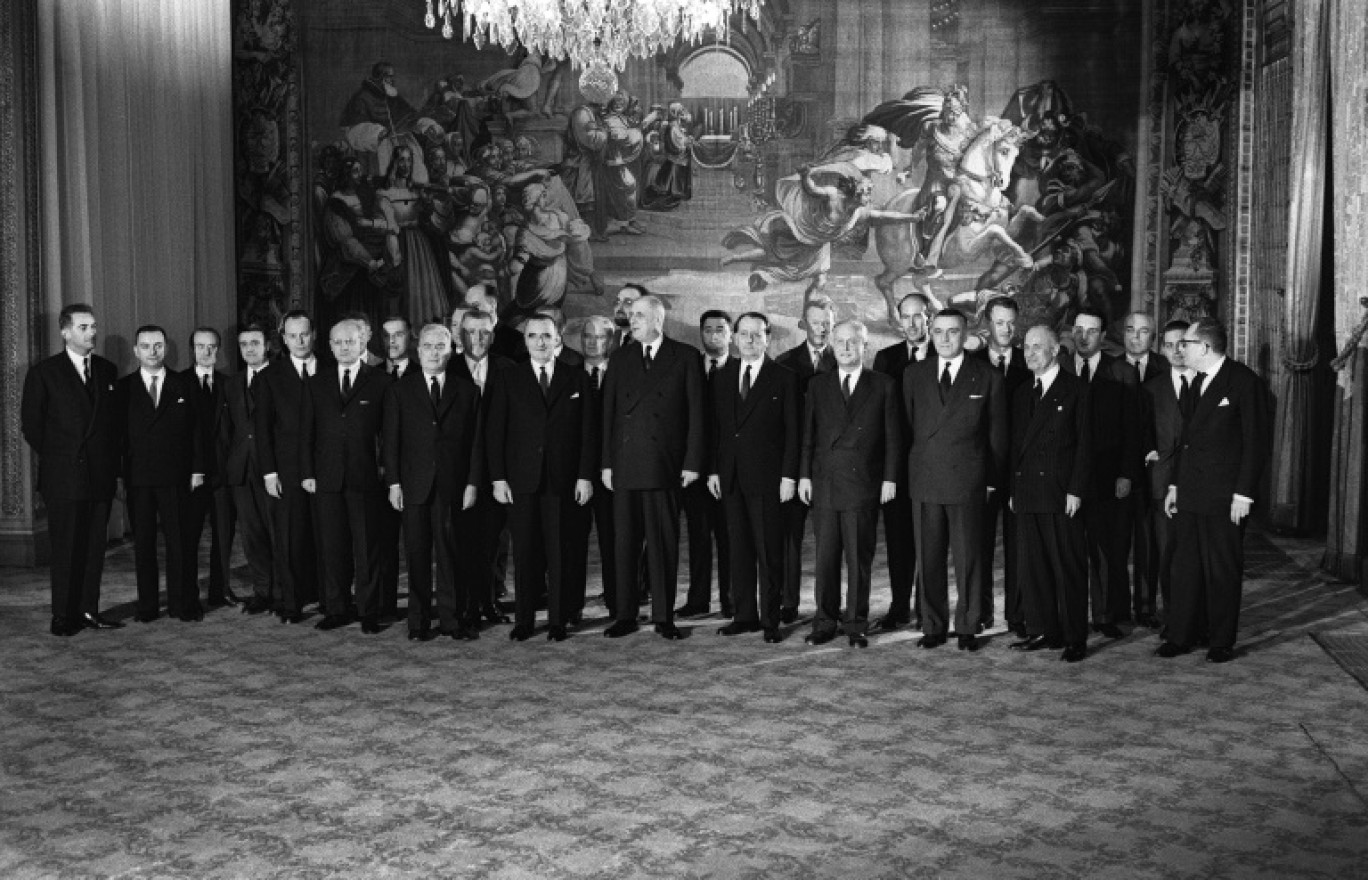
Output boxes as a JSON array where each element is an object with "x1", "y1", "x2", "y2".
[
  {"x1": 118, "y1": 369, "x2": 204, "y2": 487},
  {"x1": 710, "y1": 358, "x2": 800, "y2": 496},
  {"x1": 254, "y1": 358, "x2": 313, "y2": 485},
  {"x1": 557, "y1": 347, "x2": 586, "y2": 368},
  {"x1": 186, "y1": 369, "x2": 229, "y2": 487},
  {"x1": 20, "y1": 351, "x2": 121, "y2": 502},
  {"x1": 1061, "y1": 352, "x2": 1141, "y2": 496},
  {"x1": 800, "y1": 369, "x2": 901, "y2": 511},
  {"x1": 1010, "y1": 369, "x2": 1093, "y2": 514},
  {"x1": 874, "y1": 341, "x2": 930, "y2": 478},
  {"x1": 1125, "y1": 351, "x2": 1171, "y2": 385},
  {"x1": 1140, "y1": 370, "x2": 1185, "y2": 500},
  {"x1": 904, "y1": 355, "x2": 1009, "y2": 501},
  {"x1": 970, "y1": 345, "x2": 1032, "y2": 409},
  {"x1": 600, "y1": 336, "x2": 706, "y2": 490},
  {"x1": 491, "y1": 323, "x2": 527, "y2": 362},
  {"x1": 449, "y1": 353, "x2": 516, "y2": 413},
  {"x1": 382, "y1": 368, "x2": 484, "y2": 503},
  {"x1": 1173, "y1": 358, "x2": 1268, "y2": 516},
  {"x1": 486, "y1": 359, "x2": 597, "y2": 495},
  {"x1": 300, "y1": 362, "x2": 388, "y2": 493},
  {"x1": 219, "y1": 369, "x2": 264, "y2": 487},
  {"x1": 775, "y1": 343, "x2": 836, "y2": 399}
]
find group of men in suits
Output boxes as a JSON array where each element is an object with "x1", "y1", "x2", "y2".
[{"x1": 22, "y1": 292, "x2": 1266, "y2": 661}]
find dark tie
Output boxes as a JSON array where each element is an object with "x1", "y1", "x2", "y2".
[
  {"x1": 246, "y1": 370, "x2": 256, "y2": 409},
  {"x1": 342, "y1": 368, "x2": 352, "y2": 397},
  {"x1": 392, "y1": 364, "x2": 400, "y2": 379},
  {"x1": 1178, "y1": 374, "x2": 1191, "y2": 418},
  {"x1": 149, "y1": 375, "x2": 160, "y2": 408},
  {"x1": 301, "y1": 362, "x2": 310, "y2": 380},
  {"x1": 812, "y1": 351, "x2": 821, "y2": 372},
  {"x1": 1030, "y1": 379, "x2": 1042, "y2": 415},
  {"x1": 939, "y1": 362, "x2": 952, "y2": 402},
  {"x1": 83, "y1": 357, "x2": 92, "y2": 389},
  {"x1": 539, "y1": 366, "x2": 550, "y2": 397},
  {"x1": 643, "y1": 346, "x2": 653, "y2": 371},
  {"x1": 996, "y1": 354, "x2": 1006, "y2": 373},
  {"x1": 1189, "y1": 371, "x2": 1207, "y2": 413},
  {"x1": 841, "y1": 373, "x2": 852, "y2": 403},
  {"x1": 1079, "y1": 358, "x2": 1092, "y2": 383},
  {"x1": 201, "y1": 374, "x2": 210, "y2": 395},
  {"x1": 431, "y1": 375, "x2": 442, "y2": 408},
  {"x1": 708, "y1": 358, "x2": 717, "y2": 381},
  {"x1": 740, "y1": 364, "x2": 752, "y2": 401},
  {"x1": 591, "y1": 366, "x2": 601, "y2": 390}
]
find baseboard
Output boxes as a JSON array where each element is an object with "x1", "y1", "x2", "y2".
[{"x1": 0, "y1": 525, "x2": 48, "y2": 567}]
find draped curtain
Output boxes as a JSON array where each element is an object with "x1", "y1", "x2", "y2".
[{"x1": 1267, "y1": 0, "x2": 1329, "y2": 531}]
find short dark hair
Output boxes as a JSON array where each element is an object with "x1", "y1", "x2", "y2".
[
  {"x1": 1075, "y1": 307, "x2": 1107, "y2": 328},
  {"x1": 190, "y1": 326, "x2": 221, "y2": 346},
  {"x1": 58, "y1": 303, "x2": 95, "y2": 329},
  {"x1": 699, "y1": 310, "x2": 733, "y2": 330},
  {"x1": 983, "y1": 296, "x2": 1019, "y2": 318},
  {"x1": 381, "y1": 315, "x2": 411, "y2": 331},
  {"x1": 932, "y1": 308, "x2": 968, "y2": 327},
  {"x1": 237, "y1": 323, "x2": 269, "y2": 341},
  {"x1": 619, "y1": 283, "x2": 650, "y2": 298},
  {"x1": 735, "y1": 312, "x2": 770, "y2": 334},
  {"x1": 1189, "y1": 316, "x2": 1227, "y2": 354},
  {"x1": 279, "y1": 310, "x2": 312, "y2": 333},
  {"x1": 342, "y1": 311, "x2": 372, "y2": 329},
  {"x1": 134, "y1": 324, "x2": 167, "y2": 341},
  {"x1": 1162, "y1": 319, "x2": 1191, "y2": 334}
]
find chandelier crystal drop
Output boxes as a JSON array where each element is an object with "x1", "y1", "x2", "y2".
[{"x1": 427, "y1": 0, "x2": 764, "y2": 71}]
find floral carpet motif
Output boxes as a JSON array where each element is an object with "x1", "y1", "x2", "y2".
[{"x1": 1, "y1": 529, "x2": 1366, "y2": 878}]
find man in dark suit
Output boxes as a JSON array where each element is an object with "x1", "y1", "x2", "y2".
[
  {"x1": 971, "y1": 296, "x2": 1033, "y2": 636},
  {"x1": 871, "y1": 292, "x2": 931, "y2": 632},
  {"x1": 119, "y1": 325, "x2": 206, "y2": 622},
  {"x1": 1122, "y1": 311, "x2": 1171, "y2": 628},
  {"x1": 600, "y1": 294, "x2": 706, "y2": 639},
  {"x1": 799, "y1": 319, "x2": 901, "y2": 648},
  {"x1": 255, "y1": 310, "x2": 321, "y2": 622},
  {"x1": 1061, "y1": 308, "x2": 1141, "y2": 638},
  {"x1": 678, "y1": 309, "x2": 733, "y2": 618},
  {"x1": 301, "y1": 318, "x2": 389, "y2": 633},
  {"x1": 1157, "y1": 317, "x2": 1268, "y2": 663},
  {"x1": 774, "y1": 297, "x2": 836, "y2": 622},
  {"x1": 375, "y1": 315, "x2": 414, "y2": 622},
  {"x1": 1008, "y1": 325, "x2": 1093, "y2": 662},
  {"x1": 184, "y1": 327, "x2": 238, "y2": 610},
  {"x1": 1140, "y1": 320, "x2": 1191, "y2": 624},
  {"x1": 905, "y1": 309, "x2": 1008, "y2": 651},
  {"x1": 487, "y1": 315, "x2": 597, "y2": 642},
  {"x1": 611, "y1": 284, "x2": 645, "y2": 350},
  {"x1": 219, "y1": 325, "x2": 275, "y2": 615},
  {"x1": 383, "y1": 323, "x2": 482, "y2": 641},
  {"x1": 566, "y1": 315, "x2": 619, "y2": 621},
  {"x1": 21, "y1": 303, "x2": 124, "y2": 636},
  {"x1": 449, "y1": 307, "x2": 516, "y2": 630},
  {"x1": 707, "y1": 312, "x2": 799, "y2": 643}
]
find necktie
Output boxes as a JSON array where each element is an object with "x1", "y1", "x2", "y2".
[
  {"x1": 1079, "y1": 358, "x2": 1092, "y2": 383},
  {"x1": 539, "y1": 365, "x2": 550, "y2": 397},
  {"x1": 841, "y1": 373, "x2": 852, "y2": 403},
  {"x1": 149, "y1": 375, "x2": 160, "y2": 408},
  {"x1": 643, "y1": 346, "x2": 653, "y2": 371},
  {"x1": 1190, "y1": 372, "x2": 1207, "y2": 411},
  {"x1": 591, "y1": 366, "x2": 601, "y2": 390},
  {"x1": 430, "y1": 375, "x2": 441, "y2": 408},
  {"x1": 740, "y1": 364, "x2": 752, "y2": 401},
  {"x1": 996, "y1": 354, "x2": 1006, "y2": 373},
  {"x1": 83, "y1": 357, "x2": 92, "y2": 389},
  {"x1": 301, "y1": 362, "x2": 310, "y2": 380},
  {"x1": 1031, "y1": 379, "x2": 1042, "y2": 415},
  {"x1": 939, "y1": 362, "x2": 952, "y2": 402},
  {"x1": 813, "y1": 351, "x2": 821, "y2": 372},
  {"x1": 1179, "y1": 374, "x2": 1192, "y2": 419},
  {"x1": 201, "y1": 373, "x2": 210, "y2": 394},
  {"x1": 708, "y1": 358, "x2": 717, "y2": 380},
  {"x1": 392, "y1": 364, "x2": 400, "y2": 379},
  {"x1": 342, "y1": 367, "x2": 352, "y2": 397}
]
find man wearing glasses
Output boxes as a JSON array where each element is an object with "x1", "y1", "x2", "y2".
[{"x1": 1155, "y1": 317, "x2": 1268, "y2": 663}]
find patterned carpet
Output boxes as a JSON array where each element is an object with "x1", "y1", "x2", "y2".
[{"x1": 2, "y1": 526, "x2": 1367, "y2": 879}]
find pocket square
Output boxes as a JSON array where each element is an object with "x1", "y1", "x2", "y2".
[
  {"x1": 1056, "y1": 405, "x2": 1064, "y2": 411},
  {"x1": 969, "y1": 393, "x2": 984, "y2": 399},
  {"x1": 361, "y1": 400, "x2": 371, "y2": 405},
  {"x1": 571, "y1": 392, "x2": 581, "y2": 399},
  {"x1": 1218, "y1": 397, "x2": 1230, "y2": 406},
  {"x1": 176, "y1": 398, "x2": 185, "y2": 404}
]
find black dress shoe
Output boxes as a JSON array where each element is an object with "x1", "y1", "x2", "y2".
[
  {"x1": 604, "y1": 620, "x2": 639, "y2": 638},
  {"x1": 134, "y1": 612, "x2": 159, "y2": 623},
  {"x1": 655, "y1": 622, "x2": 684, "y2": 640},
  {"x1": 1205, "y1": 646, "x2": 1236, "y2": 663},
  {"x1": 1009, "y1": 635, "x2": 1048, "y2": 652},
  {"x1": 958, "y1": 635, "x2": 980, "y2": 652},
  {"x1": 918, "y1": 633, "x2": 947, "y2": 649},
  {"x1": 875, "y1": 614, "x2": 906, "y2": 632},
  {"x1": 483, "y1": 607, "x2": 511, "y2": 625},
  {"x1": 780, "y1": 607, "x2": 799, "y2": 624},
  {"x1": 82, "y1": 612, "x2": 125, "y2": 630},
  {"x1": 315, "y1": 614, "x2": 352, "y2": 631},
  {"x1": 674, "y1": 603, "x2": 709, "y2": 618},
  {"x1": 280, "y1": 611, "x2": 306, "y2": 624},
  {"x1": 408, "y1": 627, "x2": 436, "y2": 642},
  {"x1": 1061, "y1": 643, "x2": 1087, "y2": 663},
  {"x1": 1136, "y1": 613, "x2": 1161, "y2": 629},
  {"x1": 458, "y1": 622, "x2": 481, "y2": 640},
  {"x1": 1096, "y1": 623, "x2": 1124, "y2": 639},
  {"x1": 360, "y1": 616, "x2": 381, "y2": 634},
  {"x1": 242, "y1": 597, "x2": 270, "y2": 615},
  {"x1": 763, "y1": 628, "x2": 784, "y2": 644},
  {"x1": 50, "y1": 618, "x2": 79, "y2": 637},
  {"x1": 848, "y1": 633, "x2": 869, "y2": 648},
  {"x1": 804, "y1": 629, "x2": 836, "y2": 646},
  {"x1": 509, "y1": 623, "x2": 535, "y2": 641},
  {"x1": 547, "y1": 625, "x2": 568, "y2": 642},
  {"x1": 975, "y1": 622, "x2": 987, "y2": 634},
  {"x1": 1009, "y1": 622, "x2": 1029, "y2": 638},
  {"x1": 717, "y1": 621, "x2": 760, "y2": 636},
  {"x1": 979, "y1": 617, "x2": 994, "y2": 631},
  {"x1": 1154, "y1": 641, "x2": 1188, "y2": 658}
]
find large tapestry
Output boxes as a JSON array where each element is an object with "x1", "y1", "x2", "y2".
[{"x1": 235, "y1": 0, "x2": 1146, "y2": 353}]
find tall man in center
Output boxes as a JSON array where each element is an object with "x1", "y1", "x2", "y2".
[
  {"x1": 905, "y1": 308, "x2": 1008, "y2": 651},
  {"x1": 600, "y1": 294, "x2": 706, "y2": 640}
]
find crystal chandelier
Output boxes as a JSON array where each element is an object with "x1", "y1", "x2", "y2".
[{"x1": 424, "y1": 0, "x2": 765, "y2": 72}]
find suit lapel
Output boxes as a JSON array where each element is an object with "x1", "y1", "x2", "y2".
[
  {"x1": 1189, "y1": 366, "x2": 1231, "y2": 427},
  {"x1": 840, "y1": 371, "x2": 874, "y2": 425},
  {"x1": 735, "y1": 361, "x2": 767, "y2": 427},
  {"x1": 1019, "y1": 372, "x2": 1064, "y2": 454},
  {"x1": 543, "y1": 361, "x2": 572, "y2": 408},
  {"x1": 930, "y1": 360, "x2": 977, "y2": 435}
]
